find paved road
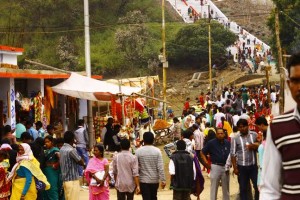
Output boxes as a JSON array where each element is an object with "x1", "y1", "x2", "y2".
[{"x1": 79, "y1": 170, "x2": 240, "y2": 199}]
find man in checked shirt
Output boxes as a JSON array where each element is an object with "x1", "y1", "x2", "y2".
[{"x1": 231, "y1": 118, "x2": 259, "y2": 200}]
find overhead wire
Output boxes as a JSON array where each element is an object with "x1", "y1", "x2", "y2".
[{"x1": 280, "y1": 10, "x2": 300, "y2": 28}]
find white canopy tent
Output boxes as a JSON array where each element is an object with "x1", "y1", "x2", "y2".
[{"x1": 52, "y1": 72, "x2": 142, "y2": 101}]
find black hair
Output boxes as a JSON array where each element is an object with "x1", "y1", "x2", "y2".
[
  {"x1": 64, "y1": 131, "x2": 75, "y2": 144},
  {"x1": 20, "y1": 132, "x2": 32, "y2": 141},
  {"x1": 233, "y1": 126, "x2": 238, "y2": 132},
  {"x1": 287, "y1": 52, "x2": 300, "y2": 77},
  {"x1": 44, "y1": 135, "x2": 55, "y2": 144},
  {"x1": 182, "y1": 129, "x2": 194, "y2": 139},
  {"x1": 205, "y1": 122, "x2": 211, "y2": 127},
  {"x1": 34, "y1": 137, "x2": 45, "y2": 147},
  {"x1": 173, "y1": 117, "x2": 179, "y2": 123},
  {"x1": 143, "y1": 132, "x2": 154, "y2": 144},
  {"x1": 46, "y1": 125, "x2": 54, "y2": 131},
  {"x1": 176, "y1": 140, "x2": 186, "y2": 151},
  {"x1": 107, "y1": 117, "x2": 114, "y2": 123},
  {"x1": 77, "y1": 119, "x2": 84, "y2": 127},
  {"x1": 255, "y1": 117, "x2": 268, "y2": 126},
  {"x1": 55, "y1": 138, "x2": 64, "y2": 145},
  {"x1": 237, "y1": 119, "x2": 248, "y2": 127},
  {"x1": 192, "y1": 124, "x2": 199, "y2": 129},
  {"x1": 4, "y1": 125, "x2": 11, "y2": 134},
  {"x1": 1, "y1": 138, "x2": 11, "y2": 145},
  {"x1": 94, "y1": 144, "x2": 104, "y2": 157},
  {"x1": 120, "y1": 139, "x2": 131, "y2": 150},
  {"x1": 11, "y1": 144, "x2": 19, "y2": 151},
  {"x1": 26, "y1": 120, "x2": 33, "y2": 126},
  {"x1": 218, "y1": 107, "x2": 223, "y2": 112},
  {"x1": 215, "y1": 127, "x2": 225, "y2": 133},
  {"x1": 35, "y1": 121, "x2": 43, "y2": 128}
]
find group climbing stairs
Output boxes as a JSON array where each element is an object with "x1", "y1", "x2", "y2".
[{"x1": 166, "y1": 0, "x2": 275, "y2": 74}]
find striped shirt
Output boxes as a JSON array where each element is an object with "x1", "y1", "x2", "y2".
[
  {"x1": 60, "y1": 143, "x2": 82, "y2": 181},
  {"x1": 230, "y1": 131, "x2": 258, "y2": 166},
  {"x1": 135, "y1": 145, "x2": 166, "y2": 184}
]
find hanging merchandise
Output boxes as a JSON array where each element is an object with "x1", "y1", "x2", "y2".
[
  {"x1": 32, "y1": 91, "x2": 43, "y2": 122},
  {"x1": 93, "y1": 115, "x2": 107, "y2": 140},
  {"x1": 44, "y1": 85, "x2": 55, "y2": 125}
]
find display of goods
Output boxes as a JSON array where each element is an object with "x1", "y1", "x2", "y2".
[
  {"x1": 20, "y1": 98, "x2": 31, "y2": 111},
  {"x1": 152, "y1": 119, "x2": 171, "y2": 131},
  {"x1": 93, "y1": 116, "x2": 107, "y2": 137}
]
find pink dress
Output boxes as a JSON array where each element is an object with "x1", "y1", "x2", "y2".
[{"x1": 84, "y1": 157, "x2": 109, "y2": 200}]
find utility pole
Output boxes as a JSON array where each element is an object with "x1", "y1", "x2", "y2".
[
  {"x1": 208, "y1": 3, "x2": 212, "y2": 97},
  {"x1": 265, "y1": 65, "x2": 272, "y2": 107},
  {"x1": 162, "y1": 0, "x2": 168, "y2": 120},
  {"x1": 84, "y1": 0, "x2": 94, "y2": 148},
  {"x1": 275, "y1": 7, "x2": 284, "y2": 114}
]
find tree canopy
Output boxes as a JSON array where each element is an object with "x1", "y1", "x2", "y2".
[
  {"x1": 267, "y1": 0, "x2": 300, "y2": 55},
  {"x1": 167, "y1": 20, "x2": 237, "y2": 68}
]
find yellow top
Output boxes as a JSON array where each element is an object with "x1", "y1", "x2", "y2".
[{"x1": 16, "y1": 157, "x2": 51, "y2": 190}]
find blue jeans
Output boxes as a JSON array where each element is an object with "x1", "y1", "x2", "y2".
[
  {"x1": 238, "y1": 165, "x2": 259, "y2": 200},
  {"x1": 76, "y1": 147, "x2": 89, "y2": 176}
]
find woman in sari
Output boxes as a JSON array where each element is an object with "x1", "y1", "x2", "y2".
[
  {"x1": 9, "y1": 143, "x2": 50, "y2": 200},
  {"x1": 0, "y1": 154, "x2": 10, "y2": 200},
  {"x1": 43, "y1": 135, "x2": 62, "y2": 200},
  {"x1": 85, "y1": 144, "x2": 109, "y2": 200}
]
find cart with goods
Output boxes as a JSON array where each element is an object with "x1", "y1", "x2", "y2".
[{"x1": 152, "y1": 119, "x2": 173, "y2": 145}]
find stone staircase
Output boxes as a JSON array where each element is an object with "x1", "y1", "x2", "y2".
[{"x1": 167, "y1": 0, "x2": 276, "y2": 77}]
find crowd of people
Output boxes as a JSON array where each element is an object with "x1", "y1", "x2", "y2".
[
  {"x1": 0, "y1": 83, "x2": 280, "y2": 200},
  {"x1": 233, "y1": 30, "x2": 273, "y2": 74},
  {"x1": 167, "y1": 83, "x2": 274, "y2": 200}
]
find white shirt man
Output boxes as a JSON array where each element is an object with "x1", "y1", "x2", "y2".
[
  {"x1": 247, "y1": 98, "x2": 256, "y2": 107},
  {"x1": 214, "y1": 111, "x2": 225, "y2": 126},
  {"x1": 232, "y1": 113, "x2": 240, "y2": 127}
]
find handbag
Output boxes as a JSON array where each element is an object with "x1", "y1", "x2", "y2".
[{"x1": 34, "y1": 177, "x2": 46, "y2": 191}]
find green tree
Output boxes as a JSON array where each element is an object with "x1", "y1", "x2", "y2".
[
  {"x1": 115, "y1": 11, "x2": 149, "y2": 67},
  {"x1": 167, "y1": 20, "x2": 237, "y2": 68},
  {"x1": 56, "y1": 36, "x2": 78, "y2": 71},
  {"x1": 267, "y1": 0, "x2": 300, "y2": 56}
]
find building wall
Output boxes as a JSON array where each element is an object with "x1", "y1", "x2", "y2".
[
  {"x1": 0, "y1": 78, "x2": 10, "y2": 117},
  {"x1": 1, "y1": 53, "x2": 18, "y2": 65},
  {"x1": 27, "y1": 79, "x2": 43, "y2": 97},
  {"x1": 0, "y1": 78, "x2": 16, "y2": 129}
]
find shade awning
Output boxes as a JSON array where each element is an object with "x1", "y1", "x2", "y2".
[{"x1": 52, "y1": 73, "x2": 142, "y2": 101}]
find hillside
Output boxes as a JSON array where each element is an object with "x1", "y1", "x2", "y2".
[
  {"x1": 211, "y1": 0, "x2": 273, "y2": 43},
  {"x1": 0, "y1": 0, "x2": 183, "y2": 76}
]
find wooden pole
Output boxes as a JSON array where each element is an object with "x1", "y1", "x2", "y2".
[
  {"x1": 275, "y1": 7, "x2": 284, "y2": 114},
  {"x1": 266, "y1": 66, "x2": 272, "y2": 107},
  {"x1": 208, "y1": 4, "x2": 212, "y2": 98},
  {"x1": 162, "y1": 0, "x2": 167, "y2": 120}
]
